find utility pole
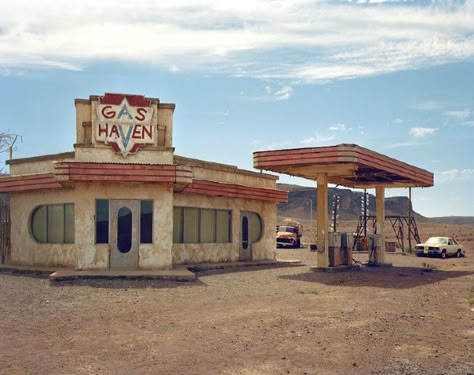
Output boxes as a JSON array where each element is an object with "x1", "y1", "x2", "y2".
[
  {"x1": 308, "y1": 198, "x2": 313, "y2": 228},
  {"x1": 8, "y1": 135, "x2": 19, "y2": 161},
  {"x1": 331, "y1": 194, "x2": 340, "y2": 232},
  {"x1": 362, "y1": 189, "x2": 369, "y2": 237}
]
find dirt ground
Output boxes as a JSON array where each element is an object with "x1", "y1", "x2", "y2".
[{"x1": 1, "y1": 223, "x2": 473, "y2": 375}]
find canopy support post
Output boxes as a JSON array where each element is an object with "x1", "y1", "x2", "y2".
[
  {"x1": 373, "y1": 186, "x2": 386, "y2": 264},
  {"x1": 316, "y1": 174, "x2": 329, "y2": 268}
]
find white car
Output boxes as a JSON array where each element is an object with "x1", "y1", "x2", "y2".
[{"x1": 415, "y1": 237, "x2": 464, "y2": 258}]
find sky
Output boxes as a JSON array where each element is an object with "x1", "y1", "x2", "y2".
[{"x1": 0, "y1": 0, "x2": 473, "y2": 217}]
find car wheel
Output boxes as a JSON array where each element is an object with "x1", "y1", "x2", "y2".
[
  {"x1": 440, "y1": 250, "x2": 447, "y2": 259},
  {"x1": 455, "y1": 250, "x2": 462, "y2": 258}
]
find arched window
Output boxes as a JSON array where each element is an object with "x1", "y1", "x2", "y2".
[
  {"x1": 246, "y1": 212, "x2": 263, "y2": 243},
  {"x1": 30, "y1": 203, "x2": 75, "y2": 244},
  {"x1": 117, "y1": 207, "x2": 132, "y2": 253}
]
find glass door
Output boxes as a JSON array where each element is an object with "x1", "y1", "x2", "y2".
[{"x1": 109, "y1": 200, "x2": 139, "y2": 269}]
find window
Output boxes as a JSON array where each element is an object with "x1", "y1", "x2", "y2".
[
  {"x1": 216, "y1": 210, "x2": 232, "y2": 243},
  {"x1": 173, "y1": 207, "x2": 183, "y2": 243},
  {"x1": 248, "y1": 212, "x2": 263, "y2": 243},
  {"x1": 183, "y1": 207, "x2": 199, "y2": 243},
  {"x1": 140, "y1": 200, "x2": 153, "y2": 243},
  {"x1": 96, "y1": 200, "x2": 109, "y2": 244},
  {"x1": 117, "y1": 207, "x2": 132, "y2": 253},
  {"x1": 30, "y1": 203, "x2": 75, "y2": 244},
  {"x1": 95, "y1": 200, "x2": 153, "y2": 244},
  {"x1": 200, "y1": 209, "x2": 215, "y2": 243},
  {"x1": 241, "y1": 211, "x2": 263, "y2": 243},
  {"x1": 173, "y1": 207, "x2": 232, "y2": 244}
]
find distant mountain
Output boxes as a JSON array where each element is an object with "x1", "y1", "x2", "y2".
[
  {"x1": 276, "y1": 183, "x2": 470, "y2": 224},
  {"x1": 428, "y1": 216, "x2": 474, "y2": 225}
]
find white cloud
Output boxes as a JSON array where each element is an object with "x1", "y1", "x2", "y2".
[
  {"x1": 252, "y1": 140, "x2": 293, "y2": 151},
  {"x1": 358, "y1": 125, "x2": 366, "y2": 135},
  {"x1": 445, "y1": 109, "x2": 471, "y2": 119},
  {"x1": 410, "y1": 127, "x2": 437, "y2": 137},
  {"x1": 328, "y1": 123, "x2": 346, "y2": 131},
  {"x1": 273, "y1": 86, "x2": 293, "y2": 101},
  {"x1": 411, "y1": 101, "x2": 443, "y2": 111},
  {"x1": 463, "y1": 121, "x2": 474, "y2": 127},
  {"x1": 262, "y1": 85, "x2": 293, "y2": 101},
  {"x1": 0, "y1": 0, "x2": 474, "y2": 82},
  {"x1": 300, "y1": 135, "x2": 336, "y2": 146},
  {"x1": 436, "y1": 169, "x2": 474, "y2": 183},
  {"x1": 387, "y1": 140, "x2": 419, "y2": 148},
  {"x1": 392, "y1": 118, "x2": 404, "y2": 124}
]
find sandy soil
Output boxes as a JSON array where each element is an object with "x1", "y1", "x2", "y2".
[{"x1": 1, "y1": 223, "x2": 473, "y2": 375}]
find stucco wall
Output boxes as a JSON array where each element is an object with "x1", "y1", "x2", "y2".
[
  {"x1": 10, "y1": 156, "x2": 75, "y2": 176},
  {"x1": 73, "y1": 146, "x2": 174, "y2": 164},
  {"x1": 175, "y1": 156, "x2": 278, "y2": 189},
  {"x1": 10, "y1": 189, "x2": 78, "y2": 267},
  {"x1": 190, "y1": 166, "x2": 277, "y2": 189},
  {"x1": 10, "y1": 182, "x2": 174, "y2": 270},
  {"x1": 172, "y1": 193, "x2": 277, "y2": 265}
]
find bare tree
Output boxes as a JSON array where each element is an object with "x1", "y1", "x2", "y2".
[{"x1": 0, "y1": 132, "x2": 22, "y2": 174}]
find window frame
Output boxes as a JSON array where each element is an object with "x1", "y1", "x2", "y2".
[
  {"x1": 248, "y1": 211, "x2": 263, "y2": 244},
  {"x1": 173, "y1": 206, "x2": 232, "y2": 244},
  {"x1": 30, "y1": 203, "x2": 75, "y2": 244}
]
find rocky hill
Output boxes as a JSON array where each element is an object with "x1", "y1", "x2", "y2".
[{"x1": 277, "y1": 183, "x2": 429, "y2": 224}]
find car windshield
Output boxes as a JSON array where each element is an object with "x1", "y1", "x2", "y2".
[
  {"x1": 425, "y1": 237, "x2": 448, "y2": 245},
  {"x1": 279, "y1": 226, "x2": 296, "y2": 233}
]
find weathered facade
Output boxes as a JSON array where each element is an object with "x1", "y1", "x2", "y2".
[{"x1": 0, "y1": 93, "x2": 287, "y2": 270}]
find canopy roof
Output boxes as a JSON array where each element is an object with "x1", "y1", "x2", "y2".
[{"x1": 253, "y1": 144, "x2": 433, "y2": 188}]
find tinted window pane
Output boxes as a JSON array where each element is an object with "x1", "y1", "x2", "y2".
[
  {"x1": 173, "y1": 207, "x2": 183, "y2": 243},
  {"x1": 96, "y1": 200, "x2": 109, "y2": 244},
  {"x1": 183, "y1": 207, "x2": 199, "y2": 243},
  {"x1": 117, "y1": 207, "x2": 132, "y2": 253},
  {"x1": 216, "y1": 210, "x2": 231, "y2": 243},
  {"x1": 64, "y1": 203, "x2": 75, "y2": 243},
  {"x1": 242, "y1": 216, "x2": 249, "y2": 250},
  {"x1": 140, "y1": 200, "x2": 153, "y2": 244},
  {"x1": 31, "y1": 206, "x2": 47, "y2": 243},
  {"x1": 200, "y1": 209, "x2": 215, "y2": 243},
  {"x1": 48, "y1": 204, "x2": 64, "y2": 243},
  {"x1": 249, "y1": 212, "x2": 262, "y2": 243}
]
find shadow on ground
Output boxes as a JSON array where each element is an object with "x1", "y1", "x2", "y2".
[
  {"x1": 191, "y1": 262, "x2": 304, "y2": 277},
  {"x1": 278, "y1": 266, "x2": 474, "y2": 289},
  {"x1": 52, "y1": 278, "x2": 206, "y2": 289}
]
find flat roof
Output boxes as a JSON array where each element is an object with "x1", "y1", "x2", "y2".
[{"x1": 253, "y1": 144, "x2": 433, "y2": 188}]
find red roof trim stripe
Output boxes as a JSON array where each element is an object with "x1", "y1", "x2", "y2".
[
  {"x1": 55, "y1": 162, "x2": 191, "y2": 184},
  {"x1": 0, "y1": 174, "x2": 62, "y2": 193},
  {"x1": 181, "y1": 179, "x2": 288, "y2": 203},
  {"x1": 99, "y1": 93, "x2": 152, "y2": 107}
]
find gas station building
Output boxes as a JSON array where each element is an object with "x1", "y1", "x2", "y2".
[{"x1": 0, "y1": 93, "x2": 433, "y2": 271}]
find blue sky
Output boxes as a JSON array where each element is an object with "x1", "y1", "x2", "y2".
[{"x1": 0, "y1": 0, "x2": 473, "y2": 217}]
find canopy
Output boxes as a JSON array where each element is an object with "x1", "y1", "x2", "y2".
[{"x1": 254, "y1": 144, "x2": 433, "y2": 188}]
